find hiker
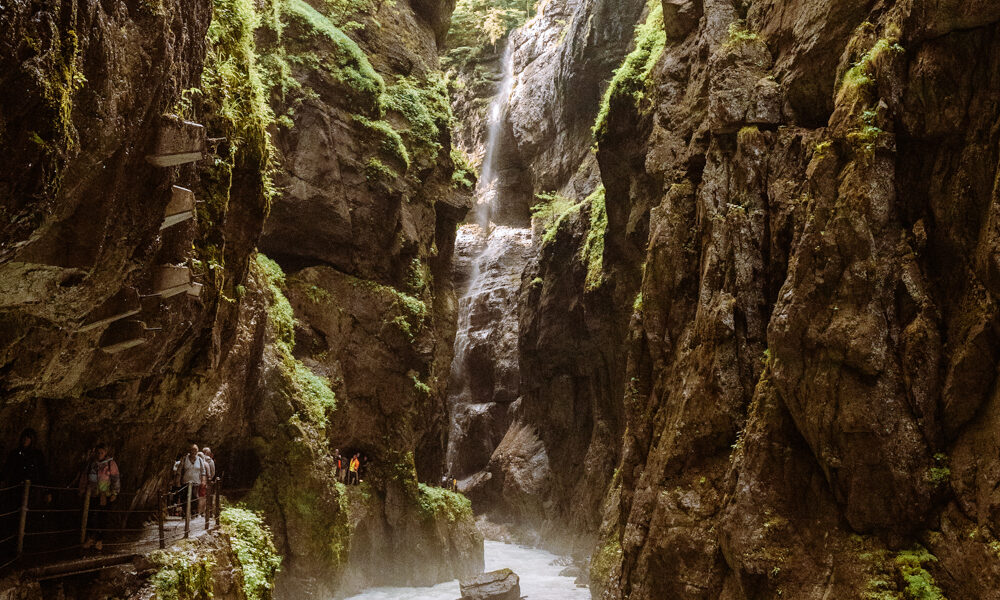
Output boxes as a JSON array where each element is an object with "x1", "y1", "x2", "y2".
[
  {"x1": 2, "y1": 428, "x2": 47, "y2": 487},
  {"x1": 177, "y1": 444, "x2": 208, "y2": 516},
  {"x1": 201, "y1": 447, "x2": 216, "y2": 482},
  {"x1": 78, "y1": 443, "x2": 120, "y2": 551},
  {"x1": 199, "y1": 447, "x2": 216, "y2": 516},
  {"x1": 349, "y1": 453, "x2": 360, "y2": 485},
  {"x1": 334, "y1": 449, "x2": 346, "y2": 483},
  {"x1": 169, "y1": 452, "x2": 185, "y2": 516},
  {"x1": 452, "y1": 477, "x2": 459, "y2": 493}
]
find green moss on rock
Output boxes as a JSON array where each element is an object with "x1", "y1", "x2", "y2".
[
  {"x1": 151, "y1": 545, "x2": 216, "y2": 600},
  {"x1": 220, "y1": 507, "x2": 283, "y2": 600},
  {"x1": 283, "y1": 0, "x2": 385, "y2": 113},
  {"x1": 593, "y1": 0, "x2": 665, "y2": 139},
  {"x1": 581, "y1": 186, "x2": 607, "y2": 291},
  {"x1": 417, "y1": 483, "x2": 473, "y2": 524}
]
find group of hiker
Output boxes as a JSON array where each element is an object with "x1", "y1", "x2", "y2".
[
  {"x1": 1, "y1": 429, "x2": 223, "y2": 556},
  {"x1": 170, "y1": 444, "x2": 218, "y2": 517},
  {"x1": 1, "y1": 429, "x2": 122, "y2": 552},
  {"x1": 334, "y1": 449, "x2": 366, "y2": 485}
]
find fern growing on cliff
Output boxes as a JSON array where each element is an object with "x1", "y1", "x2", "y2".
[{"x1": 593, "y1": 0, "x2": 666, "y2": 139}]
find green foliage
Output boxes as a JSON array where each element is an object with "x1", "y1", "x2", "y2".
[
  {"x1": 256, "y1": 253, "x2": 336, "y2": 425},
  {"x1": 24, "y1": 24, "x2": 85, "y2": 200},
  {"x1": 447, "y1": 0, "x2": 535, "y2": 50},
  {"x1": 220, "y1": 507, "x2": 282, "y2": 600},
  {"x1": 320, "y1": 0, "x2": 390, "y2": 27},
  {"x1": 590, "y1": 535, "x2": 622, "y2": 592},
  {"x1": 593, "y1": 0, "x2": 666, "y2": 139},
  {"x1": 926, "y1": 453, "x2": 950, "y2": 487},
  {"x1": 355, "y1": 115, "x2": 411, "y2": 169},
  {"x1": 409, "y1": 370, "x2": 432, "y2": 395},
  {"x1": 188, "y1": 0, "x2": 277, "y2": 294},
  {"x1": 847, "y1": 108, "x2": 884, "y2": 159},
  {"x1": 417, "y1": 483, "x2": 473, "y2": 523},
  {"x1": 726, "y1": 20, "x2": 760, "y2": 46},
  {"x1": 581, "y1": 186, "x2": 607, "y2": 291},
  {"x1": 365, "y1": 158, "x2": 400, "y2": 183},
  {"x1": 531, "y1": 192, "x2": 583, "y2": 244},
  {"x1": 256, "y1": 254, "x2": 295, "y2": 349},
  {"x1": 894, "y1": 547, "x2": 946, "y2": 600},
  {"x1": 451, "y1": 148, "x2": 477, "y2": 190},
  {"x1": 814, "y1": 140, "x2": 834, "y2": 159},
  {"x1": 289, "y1": 360, "x2": 338, "y2": 423},
  {"x1": 382, "y1": 74, "x2": 452, "y2": 164},
  {"x1": 840, "y1": 36, "x2": 904, "y2": 102},
  {"x1": 283, "y1": 0, "x2": 385, "y2": 112},
  {"x1": 406, "y1": 258, "x2": 427, "y2": 293},
  {"x1": 151, "y1": 546, "x2": 215, "y2": 600}
]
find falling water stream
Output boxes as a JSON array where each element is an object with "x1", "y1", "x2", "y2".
[
  {"x1": 445, "y1": 41, "x2": 532, "y2": 475},
  {"x1": 342, "y1": 38, "x2": 589, "y2": 600}
]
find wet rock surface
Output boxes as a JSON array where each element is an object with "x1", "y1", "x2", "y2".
[
  {"x1": 450, "y1": 0, "x2": 1000, "y2": 598},
  {"x1": 0, "y1": 0, "x2": 480, "y2": 597},
  {"x1": 459, "y1": 568, "x2": 521, "y2": 600}
]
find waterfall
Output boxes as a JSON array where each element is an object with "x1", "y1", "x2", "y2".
[
  {"x1": 446, "y1": 42, "x2": 532, "y2": 478},
  {"x1": 474, "y1": 42, "x2": 516, "y2": 227}
]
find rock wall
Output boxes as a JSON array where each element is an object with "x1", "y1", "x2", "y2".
[
  {"x1": 579, "y1": 0, "x2": 1000, "y2": 598},
  {"x1": 0, "y1": 0, "x2": 481, "y2": 596},
  {"x1": 446, "y1": 0, "x2": 645, "y2": 553}
]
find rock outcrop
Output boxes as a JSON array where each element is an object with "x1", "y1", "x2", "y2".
[
  {"x1": 454, "y1": 0, "x2": 1000, "y2": 598},
  {"x1": 459, "y1": 568, "x2": 521, "y2": 600},
  {"x1": 0, "y1": 0, "x2": 480, "y2": 597},
  {"x1": 445, "y1": 0, "x2": 646, "y2": 552},
  {"x1": 576, "y1": 1, "x2": 1000, "y2": 598}
]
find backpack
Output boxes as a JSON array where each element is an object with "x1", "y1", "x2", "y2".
[{"x1": 95, "y1": 459, "x2": 119, "y2": 494}]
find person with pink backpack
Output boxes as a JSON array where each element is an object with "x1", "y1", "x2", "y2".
[{"x1": 78, "y1": 443, "x2": 120, "y2": 551}]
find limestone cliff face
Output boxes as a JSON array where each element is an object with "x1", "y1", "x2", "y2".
[
  {"x1": 446, "y1": 0, "x2": 645, "y2": 551},
  {"x1": 581, "y1": 0, "x2": 1000, "y2": 598},
  {"x1": 448, "y1": 0, "x2": 1000, "y2": 597},
  {"x1": 0, "y1": 0, "x2": 480, "y2": 597}
]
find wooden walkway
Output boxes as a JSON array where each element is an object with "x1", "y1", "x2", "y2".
[{"x1": 1, "y1": 482, "x2": 224, "y2": 581}]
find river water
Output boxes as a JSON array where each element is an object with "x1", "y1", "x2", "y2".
[{"x1": 343, "y1": 541, "x2": 591, "y2": 600}]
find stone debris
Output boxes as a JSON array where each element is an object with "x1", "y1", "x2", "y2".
[{"x1": 459, "y1": 568, "x2": 521, "y2": 600}]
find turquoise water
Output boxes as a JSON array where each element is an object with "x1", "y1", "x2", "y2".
[{"x1": 343, "y1": 540, "x2": 591, "y2": 600}]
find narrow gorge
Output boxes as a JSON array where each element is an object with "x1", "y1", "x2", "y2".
[{"x1": 2, "y1": 0, "x2": 1000, "y2": 599}]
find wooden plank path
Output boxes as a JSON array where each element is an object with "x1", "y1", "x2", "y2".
[{"x1": 23, "y1": 515, "x2": 213, "y2": 581}]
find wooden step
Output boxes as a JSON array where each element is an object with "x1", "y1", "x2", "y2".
[
  {"x1": 145, "y1": 116, "x2": 206, "y2": 167},
  {"x1": 79, "y1": 288, "x2": 141, "y2": 333},
  {"x1": 99, "y1": 320, "x2": 147, "y2": 354},
  {"x1": 160, "y1": 186, "x2": 196, "y2": 230},
  {"x1": 152, "y1": 265, "x2": 193, "y2": 298}
]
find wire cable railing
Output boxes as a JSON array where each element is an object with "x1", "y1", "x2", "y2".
[{"x1": 0, "y1": 478, "x2": 228, "y2": 577}]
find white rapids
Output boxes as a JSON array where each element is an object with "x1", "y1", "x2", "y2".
[{"x1": 342, "y1": 541, "x2": 590, "y2": 600}]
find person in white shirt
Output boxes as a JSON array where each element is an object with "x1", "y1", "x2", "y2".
[{"x1": 177, "y1": 444, "x2": 207, "y2": 516}]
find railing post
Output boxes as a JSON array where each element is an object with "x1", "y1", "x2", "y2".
[
  {"x1": 16, "y1": 480, "x2": 29, "y2": 555},
  {"x1": 184, "y1": 483, "x2": 191, "y2": 539},
  {"x1": 214, "y1": 477, "x2": 221, "y2": 528},
  {"x1": 158, "y1": 494, "x2": 166, "y2": 549},
  {"x1": 204, "y1": 482, "x2": 210, "y2": 531},
  {"x1": 80, "y1": 491, "x2": 91, "y2": 546}
]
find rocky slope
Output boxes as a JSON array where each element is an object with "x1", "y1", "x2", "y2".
[
  {"x1": 0, "y1": 0, "x2": 481, "y2": 597},
  {"x1": 537, "y1": 0, "x2": 1000, "y2": 598}
]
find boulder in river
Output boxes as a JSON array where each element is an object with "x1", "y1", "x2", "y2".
[{"x1": 459, "y1": 568, "x2": 521, "y2": 600}]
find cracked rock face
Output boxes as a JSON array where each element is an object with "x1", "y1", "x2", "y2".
[{"x1": 582, "y1": 1, "x2": 1000, "y2": 599}]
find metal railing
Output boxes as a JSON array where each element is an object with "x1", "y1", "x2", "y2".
[{"x1": 0, "y1": 478, "x2": 225, "y2": 574}]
